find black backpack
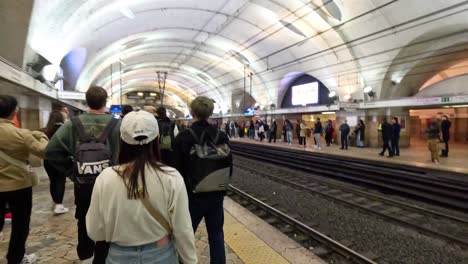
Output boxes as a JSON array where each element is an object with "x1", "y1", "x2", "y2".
[
  {"x1": 187, "y1": 128, "x2": 232, "y2": 193},
  {"x1": 71, "y1": 117, "x2": 118, "y2": 185},
  {"x1": 159, "y1": 120, "x2": 174, "y2": 151}
]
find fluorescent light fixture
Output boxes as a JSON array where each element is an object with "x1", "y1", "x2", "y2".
[
  {"x1": 150, "y1": 93, "x2": 157, "y2": 96},
  {"x1": 279, "y1": 20, "x2": 307, "y2": 38},
  {"x1": 42, "y1": 64, "x2": 61, "y2": 82},
  {"x1": 328, "y1": 91, "x2": 336, "y2": 98},
  {"x1": 363, "y1": 86, "x2": 373, "y2": 93},
  {"x1": 344, "y1": 94, "x2": 351, "y2": 101},
  {"x1": 452, "y1": 104, "x2": 468, "y2": 108},
  {"x1": 119, "y1": 60, "x2": 126, "y2": 66},
  {"x1": 322, "y1": 111, "x2": 336, "y2": 114},
  {"x1": 137, "y1": 92, "x2": 144, "y2": 96},
  {"x1": 119, "y1": 6, "x2": 135, "y2": 19},
  {"x1": 228, "y1": 50, "x2": 250, "y2": 66}
]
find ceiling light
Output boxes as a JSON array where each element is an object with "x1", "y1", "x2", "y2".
[
  {"x1": 150, "y1": 93, "x2": 157, "y2": 96},
  {"x1": 344, "y1": 94, "x2": 351, "y2": 101},
  {"x1": 137, "y1": 92, "x2": 144, "y2": 96},
  {"x1": 328, "y1": 91, "x2": 336, "y2": 98},
  {"x1": 228, "y1": 50, "x2": 250, "y2": 66},
  {"x1": 452, "y1": 104, "x2": 468, "y2": 108},
  {"x1": 363, "y1": 86, "x2": 373, "y2": 93},
  {"x1": 119, "y1": 6, "x2": 135, "y2": 19},
  {"x1": 119, "y1": 60, "x2": 126, "y2": 66},
  {"x1": 279, "y1": 20, "x2": 307, "y2": 38},
  {"x1": 322, "y1": 111, "x2": 336, "y2": 115}
]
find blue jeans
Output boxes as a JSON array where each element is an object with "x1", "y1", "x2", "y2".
[
  {"x1": 391, "y1": 138, "x2": 400, "y2": 155},
  {"x1": 189, "y1": 194, "x2": 225, "y2": 264},
  {"x1": 286, "y1": 131, "x2": 293, "y2": 144},
  {"x1": 106, "y1": 241, "x2": 178, "y2": 264}
]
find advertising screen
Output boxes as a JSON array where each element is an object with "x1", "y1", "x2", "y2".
[
  {"x1": 291, "y1": 82, "x2": 319, "y2": 106},
  {"x1": 110, "y1": 105, "x2": 122, "y2": 113},
  {"x1": 244, "y1": 108, "x2": 254, "y2": 116}
]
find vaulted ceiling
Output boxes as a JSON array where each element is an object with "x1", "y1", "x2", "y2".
[{"x1": 26, "y1": 0, "x2": 468, "y2": 114}]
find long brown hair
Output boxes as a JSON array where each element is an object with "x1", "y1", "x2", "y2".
[
  {"x1": 116, "y1": 137, "x2": 164, "y2": 199},
  {"x1": 44, "y1": 110, "x2": 65, "y2": 138}
]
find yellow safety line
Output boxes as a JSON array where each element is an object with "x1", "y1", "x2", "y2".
[{"x1": 224, "y1": 212, "x2": 290, "y2": 264}]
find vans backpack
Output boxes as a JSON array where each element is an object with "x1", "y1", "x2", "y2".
[
  {"x1": 188, "y1": 128, "x2": 232, "y2": 193},
  {"x1": 159, "y1": 120, "x2": 174, "y2": 151},
  {"x1": 71, "y1": 117, "x2": 118, "y2": 185}
]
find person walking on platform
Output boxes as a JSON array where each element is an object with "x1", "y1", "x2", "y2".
[
  {"x1": 174, "y1": 96, "x2": 232, "y2": 264},
  {"x1": 325, "y1": 120, "x2": 334, "y2": 146},
  {"x1": 46, "y1": 87, "x2": 121, "y2": 264},
  {"x1": 41, "y1": 111, "x2": 69, "y2": 215},
  {"x1": 86, "y1": 111, "x2": 197, "y2": 264},
  {"x1": 269, "y1": 120, "x2": 277, "y2": 143},
  {"x1": 313, "y1": 118, "x2": 323, "y2": 150},
  {"x1": 156, "y1": 107, "x2": 178, "y2": 167},
  {"x1": 0, "y1": 95, "x2": 49, "y2": 264},
  {"x1": 296, "y1": 119, "x2": 302, "y2": 145},
  {"x1": 440, "y1": 115, "x2": 451, "y2": 157},
  {"x1": 426, "y1": 118, "x2": 441, "y2": 164},
  {"x1": 299, "y1": 120, "x2": 308, "y2": 148},
  {"x1": 339, "y1": 120, "x2": 350, "y2": 150},
  {"x1": 258, "y1": 121, "x2": 265, "y2": 142},
  {"x1": 354, "y1": 120, "x2": 365, "y2": 148},
  {"x1": 121, "y1": 105, "x2": 133, "y2": 117},
  {"x1": 391, "y1": 117, "x2": 401, "y2": 156},
  {"x1": 379, "y1": 118, "x2": 394, "y2": 157},
  {"x1": 285, "y1": 119, "x2": 293, "y2": 145}
]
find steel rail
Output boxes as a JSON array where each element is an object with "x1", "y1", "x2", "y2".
[
  {"x1": 228, "y1": 184, "x2": 378, "y2": 264},
  {"x1": 234, "y1": 162, "x2": 468, "y2": 247}
]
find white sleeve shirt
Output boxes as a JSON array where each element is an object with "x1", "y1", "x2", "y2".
[{"x1": 86, "y1": 165, "x2": 197, "y2": 264}]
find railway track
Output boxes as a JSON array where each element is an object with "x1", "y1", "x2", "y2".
[
  {"x1": 233, "y1": 157, "x2": 468, "y2": 248},
  {"x1": 227, "y1": 184, "x2": 378, "y2": 264},
  {"x1": 230, "y1": 141, "x2": 468, "y2": 211}
]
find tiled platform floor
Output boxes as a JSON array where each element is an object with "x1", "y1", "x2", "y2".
[
  {"x1": 1, "y1": 169, "x2": 323, "y2": 264},
  {"x1": 232, "y1": 138, "x2": 468, "y2": 175}
]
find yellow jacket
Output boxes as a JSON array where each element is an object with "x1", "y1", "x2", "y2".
[{"x1": 0, "y1": 118, "x2": 48, "y2": 192}]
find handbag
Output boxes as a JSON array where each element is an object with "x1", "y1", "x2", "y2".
[
  {"x1": 139, "y1": 191, "x2": 172, "y2": 234},
  {"x1": 0, "y1": 150, "x2": 40, "y2": 186}
]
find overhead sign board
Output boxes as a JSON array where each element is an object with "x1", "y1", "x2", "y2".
[{"x1": 58, "y1": 91, "x2": 86, "y2": 100}]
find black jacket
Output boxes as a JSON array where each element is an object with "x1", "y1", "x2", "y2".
[
  {"x1": 381, "y1": 122, "x2": 393, "y2": 141},
  {"x1": 314, "y1": 122, "x2": 323, "y2": 134},
  {"x1": 441, "y1": 120, "x2": 451, "y2": 140},
  {"x1": 156, "y1": 116, "x2": 176, "y2": 166},
  {"x1": 392, "y1": 123, "x2": 401, "y2": 139},
  {"x1": 173, "y1": 120, "x2": 231, "y2": 197}
]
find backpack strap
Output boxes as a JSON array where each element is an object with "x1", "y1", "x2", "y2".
[
  {"x1": 98, "y1": 118, "x2": 119, "y2": 143},
  {"x1": 71, "y1": 117, "x2": 91, "y2": 142},
  {"x1": 188, "y1": 128, "x2": 201, "y2": 145},
  {"x1": 213, "y1": 129, "x2": 221, "y2": 144}
]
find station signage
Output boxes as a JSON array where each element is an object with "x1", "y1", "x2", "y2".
[{"x1": 58, "y1": 91, "x2": 86, "y2": 100}]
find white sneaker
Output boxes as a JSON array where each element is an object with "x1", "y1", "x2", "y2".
[
  {"x1": 21, "y1": 253, "x2": 37, "y2": 264},
  {"x1": 54, "y1": 204, "x2": 70, "y2": 215},
  {"x1": 314, "y1": 145, "x2": 318, "y2": 149},
  {"x1": 318, "y1": 147, "x2": 322, "y2": 150}
]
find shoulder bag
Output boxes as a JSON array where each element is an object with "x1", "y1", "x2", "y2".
[{"x1": 139, "y1": 191, "x2": 172, "y2": 234}]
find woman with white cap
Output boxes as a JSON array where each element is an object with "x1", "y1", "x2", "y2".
[{"x1": 86, "y1": 110, "x2": 197, "y2": 264}]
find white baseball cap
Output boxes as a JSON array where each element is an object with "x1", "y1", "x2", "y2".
[{"x1": 120, "y1": 110, "x2": 159, "y2": 145}]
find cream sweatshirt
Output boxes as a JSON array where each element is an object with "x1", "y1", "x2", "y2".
[{"x1": 86, "y1": 165, "x2": 197, "y2": 264}]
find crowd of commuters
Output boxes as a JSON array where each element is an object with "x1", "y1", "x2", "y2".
[
  {"x1": 0, "y1": 88, "x2": 232, "y2": 264},
  {"x1": 237, "y1": 115, "x2": 452, "y2": 165}
]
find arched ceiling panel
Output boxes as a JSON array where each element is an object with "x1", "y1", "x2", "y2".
[{"x1": 26, "y1": 0, "x2": 468, "y2": 112}]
